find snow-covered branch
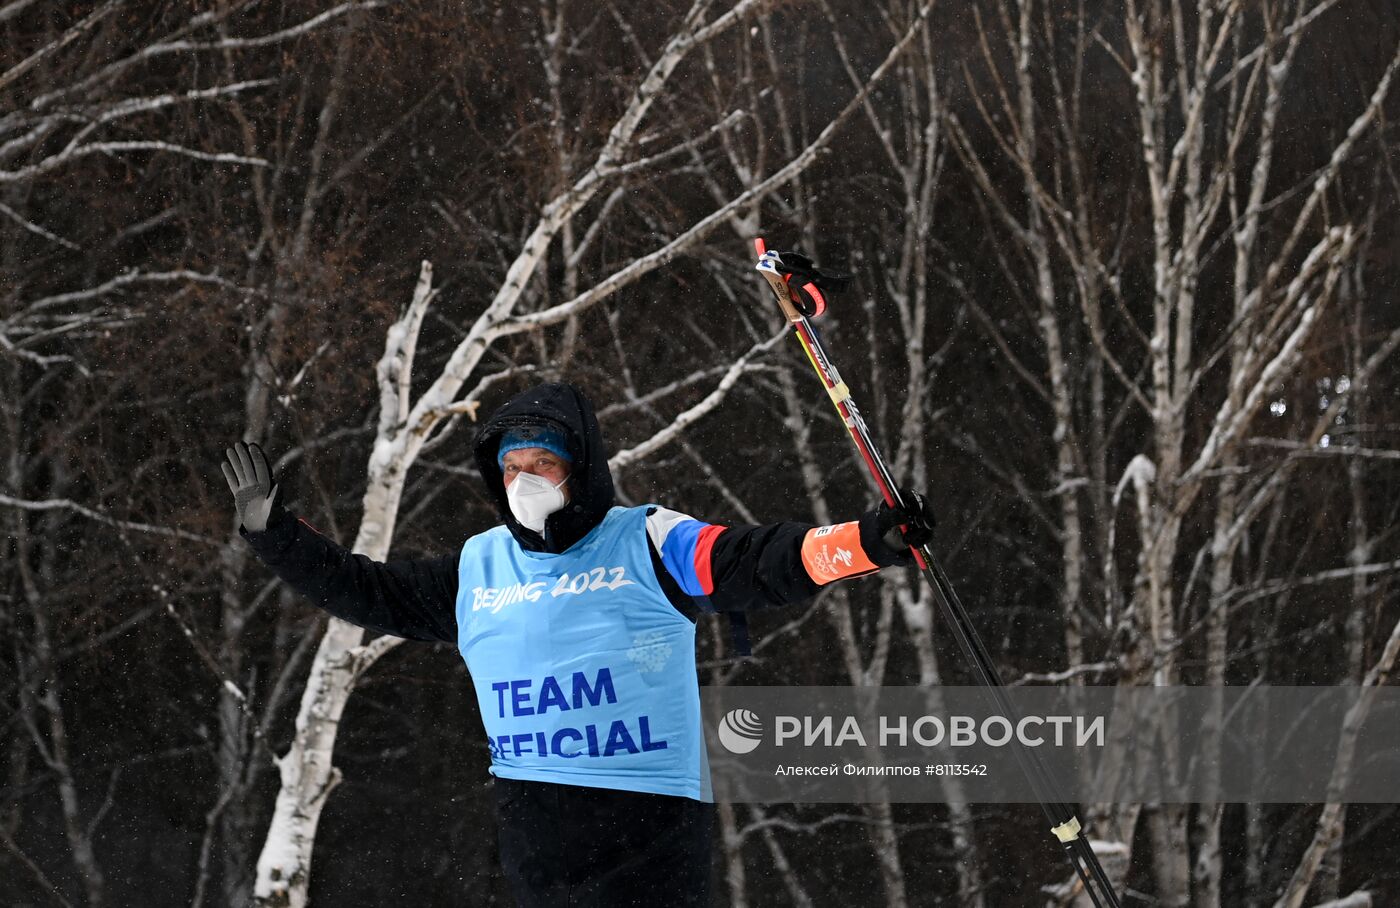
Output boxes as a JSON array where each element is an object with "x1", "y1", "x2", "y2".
[
  {"x1": 146, "y1": 2, "x2": 389, "y2": 54},
  {"x1": 1180, "y1": 227, "x2": 1354, "y2": 493},
  {"x1": 0, "y1": 200, "x2": 80, "y2": 249},
  {"x1": 374, "y1": 260, "x2": 436, "y2": 445},
  {"x1": 0, "y1": 141, "x2": 267, "y2": 184},
  {"x1": 401, "y1": 0, "x2": 774, "y2": 453},
  {"x1": 1228, "y1": 558, "x2": 1400, "y2": 610},
  {"x1": 0, "y1": 0, "x2": 121, "y2": 92},
  {"x1": 609, "y1": 330, "x2": 785, "y2": 472},
  {"x1": 7, "y1": 270, "x2": 251, "y2": 320},
  {"x1": 1255, "y1": 36, "x2": 1400, "y2": 296},
  {"x1": 503, "y1": 0, "x2": 934, "y2": 336},
  {"x1": 25, "y1": 2, "x2": 387, "y2": 111},
  {"x1": 0, "y1": 494, "x2": 218, "y2": 544},
  {"x1": 1244, "y1": 440, "x2": 1400, "y2": 461},
  {"x1": 82, "y1": 79, "x2": 275, "y2": 128}
]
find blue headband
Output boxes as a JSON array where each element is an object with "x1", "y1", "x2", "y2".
[{"x1": 497, "y1": 426, "x2": 572, "y2": 469}]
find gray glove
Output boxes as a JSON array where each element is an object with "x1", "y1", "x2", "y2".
[{"x1": 221, "y1": 442, "x2": 280, "y2": 533}]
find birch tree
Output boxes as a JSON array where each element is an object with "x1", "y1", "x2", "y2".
[
  {"x1": 0, "y1": 4, "x2": 499, "y2": 904},
  {"x1": 946, "y1": 0, "x2": 1400, "y2": 903}
]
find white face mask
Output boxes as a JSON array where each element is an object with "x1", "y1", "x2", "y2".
[{"x1": 505, "y1": 470, "x2": 569, "y2": 534}]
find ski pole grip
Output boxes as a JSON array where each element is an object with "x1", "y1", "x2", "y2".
[
  {"x1": 753, "y1": 239, "x2": 837, "y2": 319},
  {"x1": 754, "y1": 245, "x2": 805, "y2": 323}
]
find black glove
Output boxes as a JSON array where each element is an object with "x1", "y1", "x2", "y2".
[
  {"x1": 221, "y1": 442, "x2": 280, "y2": 533},
  {"x1": 876, "y1": 488, "x2": 936, "y2": 556}
]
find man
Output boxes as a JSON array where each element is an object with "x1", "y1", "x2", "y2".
[{"x1": 222, "y1": 381, "x2": 934, "y2": 907}]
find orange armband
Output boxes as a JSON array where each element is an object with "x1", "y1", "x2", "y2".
[{"x1": 800, "y1": 521, "x2": 879, "y2": 585}]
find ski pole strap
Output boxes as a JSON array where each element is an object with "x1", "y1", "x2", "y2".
[{"x1": 763, "y1": 249, "x2": 851, "y2": 294}]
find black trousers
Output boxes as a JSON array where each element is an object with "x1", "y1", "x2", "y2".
[{"x1": 494, "y1": 777, "x2": 715, "y2": 908}]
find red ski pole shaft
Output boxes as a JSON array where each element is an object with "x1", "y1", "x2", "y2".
[
  {"x1": 752, "y1": 238, "x2": 1123, "y2": 908},
  {"x1": 753, "y1": 239, "x2": 926, "y2": 567}
]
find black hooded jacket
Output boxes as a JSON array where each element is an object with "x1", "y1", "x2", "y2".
[
  {"x1": 240, "y1": 382, "x2": 905, "y2": 645},
  {"x1": 471, "y1": 382, "x2": 614, "y2": 555}
]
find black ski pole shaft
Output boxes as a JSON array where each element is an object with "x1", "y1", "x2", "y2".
[{"x1": 753, "y1": 239, "x2": 1123, "y2": 908}]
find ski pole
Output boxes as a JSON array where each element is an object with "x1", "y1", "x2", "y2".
[{"x1": 753, "y1": 238, "x2": 1124, "y2": 908}]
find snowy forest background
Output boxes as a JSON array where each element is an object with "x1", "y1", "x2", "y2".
[{"x1": 4, "y1": 1, "x2": 1400, "y2": 906}]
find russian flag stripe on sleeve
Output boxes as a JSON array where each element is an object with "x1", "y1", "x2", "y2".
[
  {"x1": 692, "y1": 525, "x2": 724, "y2": 596},
  {"x1": 646, "y1": 507, "x2": 722, "y2": 597}
]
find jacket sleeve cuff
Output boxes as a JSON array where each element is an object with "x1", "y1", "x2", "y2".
[
  {"x1": 239, "y1": 506, "x2": 299, "y2": 563},
  {"x1": 858, "y1": 509, "x2": 912, "y2": 568}
]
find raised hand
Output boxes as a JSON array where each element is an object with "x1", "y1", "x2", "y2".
[{"x1": 221, "y1": 442, "x2": 280, "y2": 532}]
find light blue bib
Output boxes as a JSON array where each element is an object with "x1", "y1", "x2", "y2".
[{"x1": 456, "y1": 506, "x2": 710, "y2": 800}]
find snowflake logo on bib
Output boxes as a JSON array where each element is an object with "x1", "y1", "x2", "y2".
[{"x1": 627, "y1": 631, "x2": 673, "y2": 673}]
